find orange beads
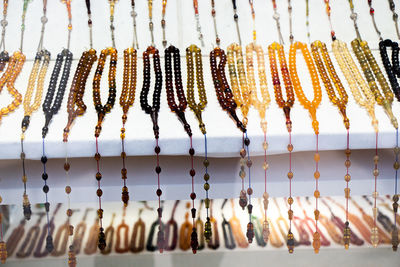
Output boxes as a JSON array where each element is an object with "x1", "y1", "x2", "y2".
[{"x1": 289, "y1": 42, "x2": 321, "y2": 135}]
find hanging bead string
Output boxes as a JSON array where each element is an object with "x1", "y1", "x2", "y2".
[
  {"x1": 388, "y1": 0, "x2": 400, "y2": 39},
  {"x1": 269, "y1": 0, "x2": 295, "y2": 253},
  {"x1": 86, "y1": 0, "x2": 93, "y2": 50},
  {"x1": 109, "y1": 0, "x2": 117, "y2": 49},
  {"x1": 323, "y1": 0, "x2": 336, "y2": 41},
  {"x1": 119, "y1": 2, "x2": 138, "y2": 207},
  {"x1": 271, "y1": 0, "x2": 284, "y2": 45},
  {"x1": 0, "y1": 3, "x2": 9, "y2": 260},
  {"x1": 93, "y1": 0, "x2": 119, "y2": 251},
  {"x1": 367, "y1": 0, "x2": 382, "y2": 41},
  {"x1": 141, "y1": 0, "x2": 164, "y2": 253},
  {"x1": 309, "y1": 0, "x2": 351, "y2": 250},
  {"x1": 210, "y1": 0, "x2": 220, "y2": 47},
  {"x1": 186, "y1": 45, "x2": 211, "y2": 243},
  {"x1": 161, "y1": 0, "x2": 167, "y2": 47},
  {"x1": 193, "y1": 0, "x2": 204, "y2": 47},
  {"x1": 288, "y1": 0, "x2": 293, "y2": 44},
  {"x1": 0, "y1": 0, "x2": 24, "y2": 125},
  {"x1": 148, "y1": 0, "x2": 155, "y2": 46},
  {"x1": 227, "y1": 1, "x2": 250, "y2": 219},
  {"x1": 289, "y1": 0, "x2": 322, "y2": 253},
  {"x1": 164, "y1": 44, "x2": 198, "y2": 253},
  {"x1": 21, "y1": 0, "x2": 51, "y2": 222},
  {"x1": 40, "y1": 0, "x2": 74, "y2": 256},
  {"x1": 248, "y1": 0, "x2": 256, "y2": 44},
  {"x1": 305, "y1": 0, "x2": 310, "y2": 44},
  {"x1": 231, "y1": 0, "x2": 242, "y2": 46},
  {"x1": 289, "y1": 42, "x2": 322, "y2": 254},
  {"x1": 246, "y1": 0, "x2": 270, "y2": 245},
  {"x1": 367, "y1": 0, "x2": 400, "y2": 251},
  {"x1": 0, "y1": 0, "x2": 7, "y2": 245},
  {"x1": 63, "y1": 5, "x2": 97, "y2": 261},
  {"x1": 0, "y1": 0, "x2": 8, "y2": 70},
  {"x1": 393, "y1": 129, "x2": 399, "y2": 251},
  {"x1": 348, "y1": 0, "x2": 399, "y2": 247},
  {"x1": 131, "y1": 0, "x2": 139, "y2": 49}
]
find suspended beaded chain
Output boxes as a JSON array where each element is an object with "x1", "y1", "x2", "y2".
[
  {"x1": 246, "y1": 0, "x2": 271, "y2": 245},
  {"x1": 164, "y1": 13, "x2": 198, "y2": 253},
  {"x1": 287, "y1": 0, "x2": 322, "y2": 254},
  {"x1": 309, "y1": 0, "x2": 351, "y2": 250},
  {"x1": 327, "y1": 1, "x2": 379, "y2": 248},
  {"x1": 0, "y1": 0, "x2": 8, "y2": 72},
  {"x1": 367, "y1": 0, "x2": 400, "y2": 251},
  {"x1": 40, "y1": 0, "x2": 74, "y2": 255},
  {"x1": 348, "y1": 0, "x2": 399, "y2": 248},
  {"x1": 161, "y1": 0, "x2": 167, "y2": 47},
  {"x1": 186, "y1": 26, "x2": 210, "y2": 246},
  {"x1": 227, "y1": 1, "x2": 249, "y2": 215},
  {"x1": 0, "y1": 1, "x2": 25, "y2": 259},
  {"x1": 63, "y1": 1, "x2": 97, "y2": 266},
  {"x1": 388, "y1": 0, "x2": 400, "y2": 40},
  {"x1": 20, "y1": 0, "x2": 51, "y2": 222},
  {"x1": 119, "y1": 1, "x2": 138, "y2": 208},
  {"x1": 93, "y1": 0, "x2": 119, "y2": 251},
  {"x1": 193, "y1": 0, "x2": 204, "y2": 47},
  {"x1": 208, "y1": 0, "x2": 251, "y2": 242},
  {"x1": 140, "y1": 0, "x2": 164, "y2": 253},
  {"x1": 268, "y1": 0, "x2": 295, "y2": 253},
  {"x1": 226, "y1": 0, "x2": 251, "y2": 219},
  {"x1": 186, "y1": 1, "x2": 210, "y2": 251},
  {"x1": 0, "y1": 0, "x2": 24, "y2": 125}
]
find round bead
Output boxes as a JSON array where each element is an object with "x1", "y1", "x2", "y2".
[
  {"x1": 96, "y1": 189, "x2": 103, "y2": 197},
  {"x1": 96, "y1": 172, "x2": 102, "y2": 181},
  {"x1": 43, "y1": 185, "x2": 49, "y2": 193},
  {"x1": 65, "y1": 186, "x2": 71, "y2": 194},
  {"x1": 344, "y1": 174, "x2": 351, "y2": 182},
  {"x1": 314, "y1": 171, "x2": 320, "y2": 179},
  {"x1": 314, "y1": 190, "x2": 320, "y2": 198},
  {"x1": 287, "y1": 197, "x2": 294, "y2": 205},
  {"x1": 189, "y1": 148, "x2": 195, "y2": 156},
  {"x1": 156, "y1": 189, "x2": 162, "y2": 197},
  {"x1": 64, "y1": 163, "x2": 70, "y2": 171},
  {"x1": 155, "y1": 166, "x2": 161, "y2": 174},
  {"x1": 287, "y1": 172, "x2": 294, "y2": 179},
  {"x1": 190, "y1": 192, "x2": 196, "y2": 200},
  {"x1": 287, "y1": 144, "x2": 293, "y2": 152},
  {"x1": 190, "y1": 169, "x2": 196, "y2": 176},
  {"x1": 204, "y1": 183, "x2": 210, "y2": 191},
  {"x1": 345, "y1": 160, "x2": 351, "y2": 168},
  {"x1": 66, "y1": 209, "x2": 73, "y2": 217},
  {"x1": 247, "y1": 188, "x2": 253, "y2": 195},
  {"x1": 204, "y1": 173, "x2": 210, "y2": 181},
  {"x1": 203, "y1": 159, "x2": 210, "y2": 167},
  {"x1": 155, "y1": 146, "x2": 161, "y2": 154},
  {"x1": 314, "y1": 153, "x2": 320, "y2": 162}
]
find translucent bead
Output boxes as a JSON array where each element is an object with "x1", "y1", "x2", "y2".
[
  {"x1": 312, "y1": 232, "x2": 321, "y2": 253},
  {"x1": 262, "y1": 220, "x2": 270, "y2": 243},
  {"x1": 371, "y1": 226, "x2": 379, "y2": 247},
  {"x1": 0, "y1": 241, "x2": 6, "y2": 264}
]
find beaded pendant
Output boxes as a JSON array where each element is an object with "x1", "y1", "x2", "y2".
[
  {"x1": 140, "y1": 0, "x2": 164, "y2": 253},
  {"x1": 164, "y1": 44, "x2": 198, "y2": 253},
  {"x1": 368, "y1": 0, "x2": 400, "y2": 251},
  {"x1": 313, "y1": 0, "x2": 351, "y2": 250},
  {"x1": 93, "y1": 0, "x2": 119, "y2": 251},
  {"x1": 119, "y1": 0, "x2": 139, "y2": 207},
  {"x1": 245, "y1": 0, "x2": 271, "y2": 245},
  {"x1": 63, "y1": 1, "x2": 97, "y2": 265},
  {"x1": 269, "y1": 0, "x2": 296, "y2": 253},
  {"x1": 348, "y1": 0, "x2": 399, "y2": 248},
  {"x1": 40, "y1": 0, "x2": 75, "y2": 255},
  {"x1": 287, "y1": 1, "x2": 322, "y2": 254},
  {"x1": 289, "y1": 41, "x2": 322, "y2": 254},
  {"x1": 186, "y1": 44, "x2": 212, "y2": 243},
  {"x1": 20, "y1": 0, "x2": 51, "y2": 222}
]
